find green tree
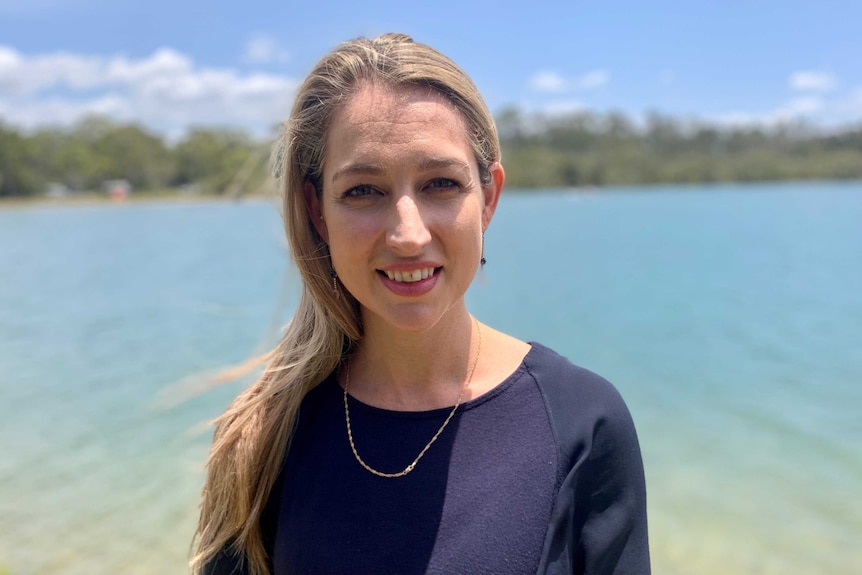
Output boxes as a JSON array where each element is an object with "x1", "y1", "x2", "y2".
[
  {"x1": 93, "y1": 123, "x2": 174, "y2": 189},
  {"x1": 173, "y1": 128, "x2": 264, "y2": 194},
  {"x1": 0, "y1": 124, "x2": 42, "y2": 197}
]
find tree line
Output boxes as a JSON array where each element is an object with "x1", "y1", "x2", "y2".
[
  {"x1": 0, "y1": 116, "x2": 270, "y2": 198},
  {"x1": 1, "y1": 111, "x2": 861, "y2": 198},
  {"x1": 498, "y1": 108, "x2": 862, "y2": 188}
]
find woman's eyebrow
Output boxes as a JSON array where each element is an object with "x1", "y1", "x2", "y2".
[
  {"x1": 417, "y1": 156, "x2": 471, "y2": 173},
  {"x1": 331, "y1": 162, "x2": 386, "y2": 183},
  {"x1": 331, "y1": 157, "x2": 471, "y2": 184}
]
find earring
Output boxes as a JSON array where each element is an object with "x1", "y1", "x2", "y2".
[
  {"x1": 320, "y1": 240, "x2": 339, "y2": 297},
  {"x1": 330, "y1": 267, "x2": 339, "y2": 297},
  {"x1": 480, "y1": 233, "x2": 487, "y2": 267}
]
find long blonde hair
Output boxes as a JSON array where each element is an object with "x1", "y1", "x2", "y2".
[{"x1": 191, "y1": 32, "x2": 501, "y2": 575}]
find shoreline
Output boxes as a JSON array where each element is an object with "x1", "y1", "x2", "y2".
[{"x1": 2, "y1": 177, "x2": 859, "y2": 211}]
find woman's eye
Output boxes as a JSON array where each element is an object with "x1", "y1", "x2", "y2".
[
  {"x1": 343, "y1": 184, "x2": 378, "y2": 198},
  {"x1": 426, "y1": 178, "x2": 459, "y2": 191}
]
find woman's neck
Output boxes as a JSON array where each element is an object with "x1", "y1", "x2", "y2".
[{"x1": 345, "y1": 306, "x2": 478, "y2": 411}]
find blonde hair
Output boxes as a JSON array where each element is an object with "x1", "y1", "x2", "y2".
[{"x1": 191, "y1": 33, "x2": 500, "y2": 575}]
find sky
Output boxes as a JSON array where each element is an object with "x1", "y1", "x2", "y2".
[{"x1": 1, "y1": 0, "x2": 860, "y2": 138}]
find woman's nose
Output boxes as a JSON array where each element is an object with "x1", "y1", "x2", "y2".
[{"x1": 386, "y1": 195, "x2": 432, "y2": 254}]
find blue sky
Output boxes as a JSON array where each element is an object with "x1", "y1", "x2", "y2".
[{"x1": 1, "y1": 0, "x2": 860, "y2": 137}]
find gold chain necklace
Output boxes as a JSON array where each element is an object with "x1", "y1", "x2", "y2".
[{"x1": 342, "y1": 317, "x2": 482, "y2": 478}]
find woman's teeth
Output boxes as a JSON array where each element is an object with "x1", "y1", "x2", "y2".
[{"x1": 384, "y1": 268, "x2": 435, "y2": 283}]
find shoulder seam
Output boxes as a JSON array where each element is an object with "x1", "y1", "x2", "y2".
[{"x1": 523, "y1": 350, "x2": 567, "y2": 490}]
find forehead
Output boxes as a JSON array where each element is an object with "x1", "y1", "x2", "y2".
[
  {"x1": 336, "y1": 81, "x2": 465, "y2": 125},
  {"x1": 324, "y1": 82, "x2": 474, "y2": 176}
]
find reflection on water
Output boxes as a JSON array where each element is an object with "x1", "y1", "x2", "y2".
[{"x1": 1, "y1": 183, "x2": 860, "y2": 574}]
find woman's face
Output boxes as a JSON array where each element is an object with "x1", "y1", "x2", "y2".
[{"x1": 305, "y1": 82, "x2": 503, "y2": 334}]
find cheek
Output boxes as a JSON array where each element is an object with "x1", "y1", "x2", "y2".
[
  {"x1": 446, "y1": 203, "x2": 483, "y2": 237},
  {"x1": 440, "y1": 213, "x2": 482, "y2": 259},
  {"x1": 327, "y1": 212, "x2": 379, "y2": 259}
]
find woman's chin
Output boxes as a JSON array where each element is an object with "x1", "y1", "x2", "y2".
[{"x1": 359, "y1": 301, "x2": 467, "y2": 337}]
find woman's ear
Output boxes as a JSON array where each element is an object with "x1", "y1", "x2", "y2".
[
  {"x1": 481, "y1": 162, "x2": 505, "y2": 231},
  {"x1": 303, "y1": 180, "x2": 329, "y2": 243}
]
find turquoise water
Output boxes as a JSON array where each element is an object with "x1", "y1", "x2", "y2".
[{"x1": 1, "y1": 182, "x2": 860, "y2": 574}]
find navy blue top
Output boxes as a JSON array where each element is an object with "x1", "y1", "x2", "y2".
[
  {"x1": 206, "y1": 343, "x2": 650, "y2": 575},
  {"x1": 271, "y1": 346, "x2": 557, "y2": 574}
]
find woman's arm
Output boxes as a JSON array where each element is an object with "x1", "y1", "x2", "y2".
[
  {"x1": 528, "y1": 344, "x2": 650, "y2": 575},
  {"x1": 569, "y1": 397, "x2": 650, "y2": 574}
]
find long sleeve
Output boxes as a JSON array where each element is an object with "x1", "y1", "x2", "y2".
[
  {"x1": 528, "y1": 344, "x2": 650, "y2": 575},
  {"x1": 569, "y1": 392, "x2": 649, "y2": 573}
]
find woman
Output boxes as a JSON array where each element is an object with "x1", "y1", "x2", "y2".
[{"x1": 193, "y1": 33, "x2": 649, "y2": 575}]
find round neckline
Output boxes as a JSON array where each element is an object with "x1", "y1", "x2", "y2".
[{"x1": 338, "y1": 343, "x2": 536, "y2": 419}]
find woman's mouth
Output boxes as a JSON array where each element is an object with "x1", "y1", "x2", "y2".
[{"x1": 380, "y1": 267, "x2": 438, "y2": 283}]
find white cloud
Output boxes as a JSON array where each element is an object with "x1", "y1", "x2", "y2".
[
  {"x1": 529, "y1": 69, "x2": 610, "y2": 93},
  {"x1": 0, "y1": 45, "x2": 298, "y2": 136},
  {"x1": 106, "y1": 48, "x2": 193, "y2": 85},
  {"x1": 715, "y1": 96, "x2": 825, "y2": 126},
  {"x1": 849, "y1": 87, "x2": 862, "y2": 111},
  {"x1": 714, "y1": 88, "x2": 862, "y2": 128},
  {"x1": 0, "y1": 94, "x2": 131, "y2": 128},
  {"x1": 244, "y1": 34, "x2": 290, "y2": 64},
  {"x1": 773, "y1": 96, "x2": 823, "y2": 118},
  {"x1": 789, "y1": 71, "x2": 838, "y2": 93},
  {"x1": 530, "y1": 71, "x2": 567, "y2": 93},
  {"x1": 0, "y1": 46, "x2": 104, "y2": 95},
  {"x1": 817, "y1": 85, "x2": 862, "y2": 124},
  {"x1": 575, "y1": 69, "x2": 610, "y2": 90},
  {"x1": 542, "y1": 99, "x2": 586, "y2": 116}
]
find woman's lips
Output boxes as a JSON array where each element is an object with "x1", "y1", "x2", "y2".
[
  {"x1": 377, "y1": 266, "x2": 441, "y2": 296},
  {"x1": 381, "y1": 267, "x2": 436, "y2": 283}
]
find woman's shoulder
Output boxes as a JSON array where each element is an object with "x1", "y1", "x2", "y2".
[
  {"x1": 478, "y1": 326, "x2": 630, "y2": 418},
  {"x1": 522, "y1": 342, "x2": 624, "y2": 405},
  {"x1": 525, "y1": 343, "x2": 650, "y2": 575},
  {"x1": 521, "y1": 342, "x2": 640, "y2": 457}
]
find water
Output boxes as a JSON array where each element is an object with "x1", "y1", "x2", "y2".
[{"x1": 1, "y1": 182, "x2": 860, "y2": 574}]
